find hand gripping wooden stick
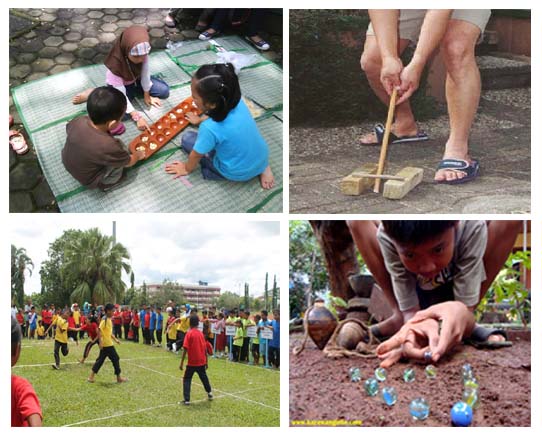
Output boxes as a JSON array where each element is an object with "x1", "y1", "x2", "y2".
[{"x1": 373, "y1": 87, "x2": 398, "y2": 193}]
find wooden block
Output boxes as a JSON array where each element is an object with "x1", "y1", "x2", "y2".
[
  {"x1": 382, "y1": 167, "x2": 423, "y2": 199},
  {"x1": 340, "y1": 163, "x2": 378, "y2": 195}
]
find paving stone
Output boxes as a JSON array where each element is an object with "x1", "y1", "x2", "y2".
[
  {"x1": 116, "y1": 20, "x2": 133, "y2": 29},
  {"x1": 147, "y1": 20, "x2": 163, "y2": 29},
  {"x1": 43, "y1": 35, "x2": 63, "y2": 47},
  {"x1": 72, "y1": 59, "x2": 93, "y2": 68},
  {"x1": 31, "y1": 58, "x2": 55, "y2": 72},
  {"x1": 16, "y1": 51, "x2": 36, "y2": 64},
  {"x1": 43, "y1": 8, "x2": 58, "y2": 13},
  {"x1": 55, "y1": 52, "x2": 76, "y2": 65},
  {"x1": 57, "y1": 9, "x2": 74, "y2": 19},
  {"x1": 101, "y1": 23, "x2": 118, "y2": 33},
  {"x1": 98, "y1": 32, "x2": 117, "y2": 44},
  {"x1": 76, "y1": 47, "x2": 97, "y2": 60},
  {"x1": 61, "y1": 42, "x2": 78, "y2": 52},
  {"x1": 95, "y1": 42, "x2": 113, "y2": 54},
  {"x1": 49, "y1": 65, "x2": 71, "y2": 75},
  {"x1": 64, "y1": 31, "x2": 82, "y2": 42},
  {"x1": 10, "y1": 192, "x2": 34, "y2": 213},
  {"x1": 68, "y1": 23, "x2": 86, "y2": 33},
  {"x1": 33, "y1": 180, "x2": 57, "y2": 209},
  {"x1": 102, "y1": 15, "x2": 119, "y2": 23},
  {"x1": 40, "y1": 13, "x2": 57, "y2": 23},
  {"x1": 93, "y1": 53, "x2": 106, "y2": 64},
  {"x1": 38, "y1": 46, "x2": 61, "y2": 58},
  {"x1": 20, "y1": 38, "x2": 44, "y2": 53},
  {"x1": 72, "y1": 15, "x2": 89, "y2": 23},
  {"x1": 148, "y1": 12, "x2": 165, "y2": 21},
  {"x1": 149, "y1": 28, "x2": 165, "y2": 38},
  {"x1": 9, "y1": 79, "x2": 22, "y2": 88},
  {"x1": 26, "y1": 72, "x2": 48, "y2": 82},
  {"x1": 168, "y1": 32, "x2": 185, "y2": 43},
  {"x1": 88, "y1": 10, "x2": 105, "y2": 19},
  {"x1": 10, "y1": 58, "x2": 16, "y2": 67},
  {"x1": 24, "y1": 31, "x2": 37, "y2": 39},
  {"x1": 131, "y1": 16, "x2": 146, "y2": 25},
  {"x1": 80, "y1": 37, "x2": 99, "y2": 48},
  {"x1": 27, "y1": 10, "x2": 43, "y2": 18},
  {"x1": 118, "y1": 11, "x2": 134, "y2": 20},
  {"x1": 10, "y1": 161, "x2": 42, "y2": 191},
  {"x1": 48, "y1": 26, "x2": 66, "y2": 36},
  {"x1": 103, "y1": 8, "x2": 119, "y2": 14},
  {"x1": 150, "y1": 37, "x2": 167, "y2": 50},
  {"x1": 81, "y1": 28, "x2": 99, "y2": 38},
  {"x1": 10, "y1": 64, "x2": 31, "y2": 79},
  {"x1": 74, "y1": 8, "x2": 89, "y2": 14}
]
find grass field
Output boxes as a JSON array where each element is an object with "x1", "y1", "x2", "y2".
[{"x1": 13, "y1": 337, "x2": 280, "y2": 427}]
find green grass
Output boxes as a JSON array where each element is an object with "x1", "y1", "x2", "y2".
[{"x1": 13, "y1": 337, "x2": 280, "y2": 426}]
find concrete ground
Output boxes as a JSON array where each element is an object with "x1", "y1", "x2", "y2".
[
  {"x1": 289, "y1": 87, "x2": 530, "y2": 214},
  {"x1": 9, "y1": 8, "x2": 282, "y2": 212}
]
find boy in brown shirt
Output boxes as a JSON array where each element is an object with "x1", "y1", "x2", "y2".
[{"x1": 62, "y1": 86, "x2": 144, "y2": 191}]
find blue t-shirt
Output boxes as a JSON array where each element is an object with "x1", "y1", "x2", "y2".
[
  {"x1": 149, "y1": 311, "x2": 156, "y2": 330},
  {"x1": 270, "y1": 319, "x2": 280, "y2": 349},
  {"x1": 29, "y1": 313, "x2": 37, "y2": 330},
  {"x1": 194, "y1": 99, "x2": 269, "y2": 181},
  {"x1": 140, "y1": 310, "x2": 146, "y2": 327},
  {"x1": 155, "y1": 313, "x2": 163, "y2": 329}
]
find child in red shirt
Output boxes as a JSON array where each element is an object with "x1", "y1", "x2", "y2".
[
  {"x1": 12, "y1": 317, "x2": 42, "y2": 427},
  {"x1": 179, "y1": 315, "x2": 213, "y2": 405},
  {"x1": 131, "y1": 309, "x2": 140, "y2": 343},
  {"x1": 79, "y1": 316, "x2": 100, "y2": 364}
]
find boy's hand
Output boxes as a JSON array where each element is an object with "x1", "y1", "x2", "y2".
[
  {"x1": 136, "y1": 118, "x2": 151, "y2": 132},
  {"x1": 380, "y1": 56, "x2": 403, "y2": 96},
  {"x1": 185, "y1": 111, "x2": 203, "y2": 125},
  {"x1": 165, "y1": 161, "x2": 189, "y2": 178},
  {"x1": 135, "y1": 148, "x2": 146, "y2": 160},
  {"x1": 179, "y1": 363, "x2": 184, "y2": 371},
  {"x1": 409, "y1": 301, "x2": 475, "y2": 362},
  {"x1": 144, "y1": 94, "x2": 162, "y2": 108}
]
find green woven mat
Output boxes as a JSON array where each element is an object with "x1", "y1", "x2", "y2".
[{"x1": 11, "y1": 36, "x2": 283, "y2": 213}]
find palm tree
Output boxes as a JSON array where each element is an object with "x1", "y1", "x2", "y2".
[
  {"x1": 11, "y1": 245, "x2": 34, "y2": 306},
  {"x1": 62, "y1": 228, "x2": 132, "y2": 305}
]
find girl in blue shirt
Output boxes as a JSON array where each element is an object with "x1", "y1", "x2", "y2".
[{"x1": 165, "y1": 63, "x2": 275, "y2": 189}]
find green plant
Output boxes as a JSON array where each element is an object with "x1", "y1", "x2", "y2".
[
  {"x1": 326, "y1": 294, "x2": 348, "y2": 319},
  {"x1": 476, "y1": 250, "x2": 531, "y2": 327}
]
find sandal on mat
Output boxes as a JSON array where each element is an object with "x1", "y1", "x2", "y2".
[
  {"x1": 9, "y1": 130, "x2": 28, "y2": 155},
  {"x1": 360, "y1": 123, "x2": 429, "y2": 146},
  {"x1": 198, "y1": 30, "x2": 220, "y2": 41},
  {"x1": 465, "y1": 325, "x2": 512, "y2": 349},
  {"x1": 435, "y1": 158, "x2": 480, "y2": 185}
]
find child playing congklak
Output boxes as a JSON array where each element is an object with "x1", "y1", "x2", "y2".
[
  {"x1": 346, "y1": 220, "x2": 521, "y2": 367},
  {"x1": 179, "y1": 315, "x2": 213, "y2": 405},
  {"x1": 62, "y1": 86, "x2": 145, "y2": 191},
  {"x1": 12, "y1": 317, "x2": 43, "y2": 427},
  {"x1": 88, "y1": 303, "x2": 127, "y2": 384},
  {"x1": 165, "y1": 63, "x2": 275, "y2": 189}
]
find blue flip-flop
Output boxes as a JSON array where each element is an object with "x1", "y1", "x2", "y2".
[
  {"x1": 465, "y1": 325, "x2": 512, "y2": 348},
  {"x1": 361, "y1": 123, "x2": 429, "y2": 146},
  {"x1": 435, "y1": 158, "x2": 480, "y2": 185}
]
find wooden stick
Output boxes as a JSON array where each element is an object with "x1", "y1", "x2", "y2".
[
  {"x1": 374, "y1": 88, "x2": 398, "y2": 193},
  {"x1": 353, "y1": 174, "x2": 405, "y2": 181}
]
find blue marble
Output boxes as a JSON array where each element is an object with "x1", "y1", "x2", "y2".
[{"x1": 451, "y1": 401, "x2": 473, "y2": 427}]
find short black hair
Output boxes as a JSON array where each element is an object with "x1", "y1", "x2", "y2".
[
  {"x1": 261, "y1": 310, "x2": 268, "y2": 316},
  {"x1": 12, "y1": 317, "x2": 22, "y2": 357},
  {"x1": 194, "y1": 63, "x2": 241, "y2": 122},
  {"x1": 87, "y1": 86, "x2": 127, "y2": 125},
  {"x1": 189, "y1": 315, "x2": 199, "y2": 328},
  {"x1": 104, "y1": 303, "x2": 115, "y2": 313},
  {"x1": 382, "y1": 221, "x2": 458, "y2": 246}
]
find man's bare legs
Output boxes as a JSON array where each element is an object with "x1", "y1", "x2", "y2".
[
  {"x1": 359, "y1": 36, "x2": 418, "y2": 144},
  {"x1": 437, "y1": 20, "x2": 482, "y2": 182},
  {"x1": 346, "y1": 220, "x2": 403, "y2": 338}
]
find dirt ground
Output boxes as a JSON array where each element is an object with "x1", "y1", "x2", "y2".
[{"x1": 289, "y1": 332, "x2": 530, "y2": 427}]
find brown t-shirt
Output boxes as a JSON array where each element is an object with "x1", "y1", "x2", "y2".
[{"x1": 62, "y1": 116, "x2": 131, "y2": 189}]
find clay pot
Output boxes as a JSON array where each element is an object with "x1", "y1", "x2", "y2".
[
  {"x1": 306, "y1": 301, "x2": 338, "y2": 350},
  {"x1": 336, "y1": 321, "x2": 364, "y2": 350}
]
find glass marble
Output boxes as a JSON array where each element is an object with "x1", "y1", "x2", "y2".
[
  {"x1": 381, "y1": 386, "x2": 397, "y2": 406},
  {"x1": 403, "y1": 367, "x2": 415, "y2": 383},
  {"x1": 451, "y1": 401, "x2": 473, "y2": 427},
  {"x1": 409, "y1": 398, "x2": 430, "y2": 421},
  {"x1": 463, "y1": 377, "x2": 479, "y2": 389},
  {"x1": 461, "y1": 363, "x2": 474, "y2": 382},
  {"x1": 425, "y1": 364, "x2": 437, "y2": 379},
  {"x1": 375, "y1": 367, "x2": 387, "y2": 382},
  {"x1": 364, "y1": 377, "x2": 379, "y2": 397},
  {"x1": 349, "y1": 367, "x2": 361, "y2": 383},
  {"x1": 462, "y1": 387, "x2": 480, "y2": 409}
]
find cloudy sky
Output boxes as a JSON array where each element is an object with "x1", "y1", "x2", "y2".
[{"x1": 11, "y1": 215, "x2": 281, "y2": 297}]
